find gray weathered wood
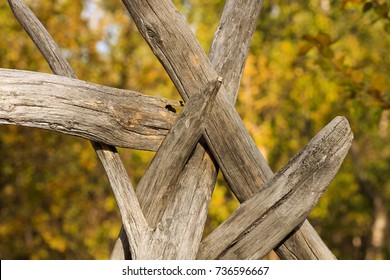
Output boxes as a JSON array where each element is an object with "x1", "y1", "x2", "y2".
[
  {"x1": 209, "y1": 0, "x2": 335, "y2": 260},
  {"x1": 198, "y1": 116, "x2": 353, "y2": 259},
  {"x1": 6, "y1": 1, "x2": 344, "y2": 258},
  {"x1": 122, "y1": 0, "x2": 271, "y2": 198},
  {"x1": 274, "y1": 220, "x2": 335, "y2": 259},
  {"x1": 208, "y1": 0, "x2": 336, "y2": 260},
  {"x1": 92, "y1": 142, "x2": 151, "y2": 259},
  {"x1": 209, "y1": 0, "x2": 263, "y2": 104},
  {"x1": 208, "y1": 0, "x2": 335, "y2": 260},
  {"x1": 105, "y1": 78, "x2": 223, "y2": 259},
  {"x1": 7, "y1": 0, "x2": 152, "y2": 259},
  {"x1": 6, "y1": 0, "x2": 225, "y2": 259},
  {"x1": 0, "y1": 68, "x2": 178, "y2": 150},
  {"x1": 137, "y1": 78, "x2": 222, "y2": 228},
  {"x1": 112, "y1": 0, "x2": 267, "y2": 259},
  {"x1": 130, "y1": 79, "x2": 222, "y2": 259},
  {"x1": 123, "y1": 0, "x2": 336, "y2": 260},
  {"x1": 8, "y1": 0, "x2": 76, "y2": 78}
]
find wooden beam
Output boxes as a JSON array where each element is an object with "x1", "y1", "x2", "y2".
[
  {"x1": 6, "y1": 1, "x2": 346, "y2": 260},
  {"x1": 198, "y1": 117, "x2": 353, "y2": 259},
  {"x1": 0, "y1": 68, "x2": 178, "y2": 150},
  {"x1": 7, "y1": 0, "x2": 76, "y2": 78},
  {"x1": 208, "y1": 0, "x2": 336, "y2": 260},
  {"x1": 209, "y1": 0, "x2": 264, "y2": 104},
  {"x1": 137, "y1": 78, "x2": 222, "y2": 229},
  {"x1": 7, "y1": 0, "x2": 152, "y2": 259},
  {"x1": 122, "y1": 0, "x2": 337, "y2": 259},
  {"x1": 121, "y1": 0, "x2": 274, "y2": 193},
  {"x1": 91, "y1": 143, "x2": 151, "y2": 259},
  {"x1": 113, "y1": 0, "x2": 267, "y2": 260}
]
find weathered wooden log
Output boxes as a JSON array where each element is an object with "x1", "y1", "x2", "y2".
[
  {"x1": 209, "y1": 0, "x2": 264, "y2": 104},
  {"x1": 92, "y1": 143, "x2": 151, "y2": 259},
  {"x1": 0, "y1": 68, "x2": 179, "y2": 150},
  {"x1": 112, "y1": 0, "x2": 262, "y2": 259},
  {"x1": 123, "y1": 0, "x2": 337, "y2": 260},
  {"x1": 275, "y1": 220, "x2": 335, "y2": 259},
  {"x1": 101, "y1": 78, "x2": 223, "y2": 259},
  {"x1": 8, "y1": 0, "x2": 175, "y2": 259},
  {"x1": 7, "y1": 0, "x2": 163, "y2": 259},
  {"x1": 209, "y1": 0, "x2": 335, "y2": 260},
  {"x1": 6, "y1": 0, "x2": 346, "y2": 260},
  {"x1": 134, "y1": 78, "x2": 222, "y2": 259},
  {"x1": 112, "y1": 0, "x2": 267, "y2": 259},
  {"x1": 198, "y1": 116, "x2": 353, "y2": 259},
  {"x1": 137, "y1": 78, "x2": 222, "y2": 228}
]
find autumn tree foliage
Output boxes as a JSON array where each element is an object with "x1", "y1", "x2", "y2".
[{"x1": 0, "y1": 0, "x2": 389, "y2": 259}]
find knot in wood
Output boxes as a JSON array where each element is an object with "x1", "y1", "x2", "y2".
[{"x1": 146, "y1": 25, "x2": 163, "y2": 47}]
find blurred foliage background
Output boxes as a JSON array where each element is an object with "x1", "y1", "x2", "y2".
[{"x1": 0, "y1": 0, "x2": 389, "y2": 259}]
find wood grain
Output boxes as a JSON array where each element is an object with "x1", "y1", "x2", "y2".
[
  {"x1": 137, "y1": 78, "x2": 222, "y2": 228},
  {"x1": 0, "y1": 68, "x2": 178, "y2": 150},
  {"x1": 208, "y1": 0, "x2": 336, "y2": 260},
  {"x1": 91, "y1": 142, "x2": 151, "y2": 259},
  {"x1": 112, "y1": 0, "x2": 268, "y2": 259},
  {"x1": 122, "y1": 0, "x2": 271, "y2": 195},
  {"x1": 198, "y1": 117, "x2": 353, "y2": 259},
  {"x1": 7, "y1": 0, "x2": 152, "y2": 259},
  {"x1": 6, "y1": 0, "x2": 347, "y2": 260},
  {"x1": 7, "y1": 0, "x2": 76, "y2": 78},
  {"x1": 209, "y1": 0, "x2": 264, "y2": 104},
  {"x1": 123, "y1": 0, "x2": 337, "y2": 260}
]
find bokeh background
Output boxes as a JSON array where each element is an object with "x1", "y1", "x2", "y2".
[{"x1": 0, "y1": 0, "x2": 389, "y2": 259}]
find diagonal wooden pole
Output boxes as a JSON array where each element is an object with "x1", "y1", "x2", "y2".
[
  {"x1": 137, "y1": 78, "x2": 222, "y2": 259},
  {"x1": 122, "y1": 0, "x2": 337, "y2": 259},
  {"x1": 8, "y1": 0, "x2": 227, "y2": 260},
  {"x1": 198, "y1": 116, "x2": 353, "y2": 259},
  {"x1": 7, "y1": 0, "x2": 150, "y2": 259},
  {"x1": 136, "y1": 78, "x2": 222, "y2": 228},
  {"x1": 111, "y1": 0, "x2": 267, "y2": 259},
  {"x1": 6, "y1": 0, "x2": 340, "y2": 260}
]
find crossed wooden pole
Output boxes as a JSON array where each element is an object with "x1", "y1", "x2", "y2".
[{"x1": 2, "y1": 0, "x2": 353, "y2": 259}]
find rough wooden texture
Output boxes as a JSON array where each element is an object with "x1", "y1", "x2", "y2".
[
  {"x1": 6, "y1": 0, "x2": 229, "y2": 259},
  {"x1": 275, "y1": 220, "x2": 335, "y2": 259},
  {"x1": 104, "y1": 78, "x2": 223, "y2": 259},
  {"x1": 6, "y1": 0, "x2": 346, "y2": 260},
  {"x1": 209, "y1": 0, "x2": 263, "y2": 104},
  {"x1": 112, "y1": 0, "x2": 267, "y2": 259},
  {"x1": 0, "y1": 68, "x2": 178, "y2": 150},
  {"x1": 8, "y1": 0, "x2": 155, "y2": 260},
  {"x1": 210, "y1": 1, "x2": 336, "y2": 259},
  {"x1": 121, "y1": 0, "x2": 273, "y2": 194},
  {"x1": 137, "y1": 78, "x2": 222, "y2": 228},
  {"x1": 198, "y1": 117, "x2": 353, "y2": 259},
  {"x1": 123, "y1": 0, "x2": 337, "y2": 260},
  {"x1": 92, "y1": 142, "x2": 151, "y2": 259},
  {"x1": 112, "y1": 0, "x2": 262, "y2": 259},
  {"x1": 7, "y1": 0, "x2": 76, "y2": 78}
]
